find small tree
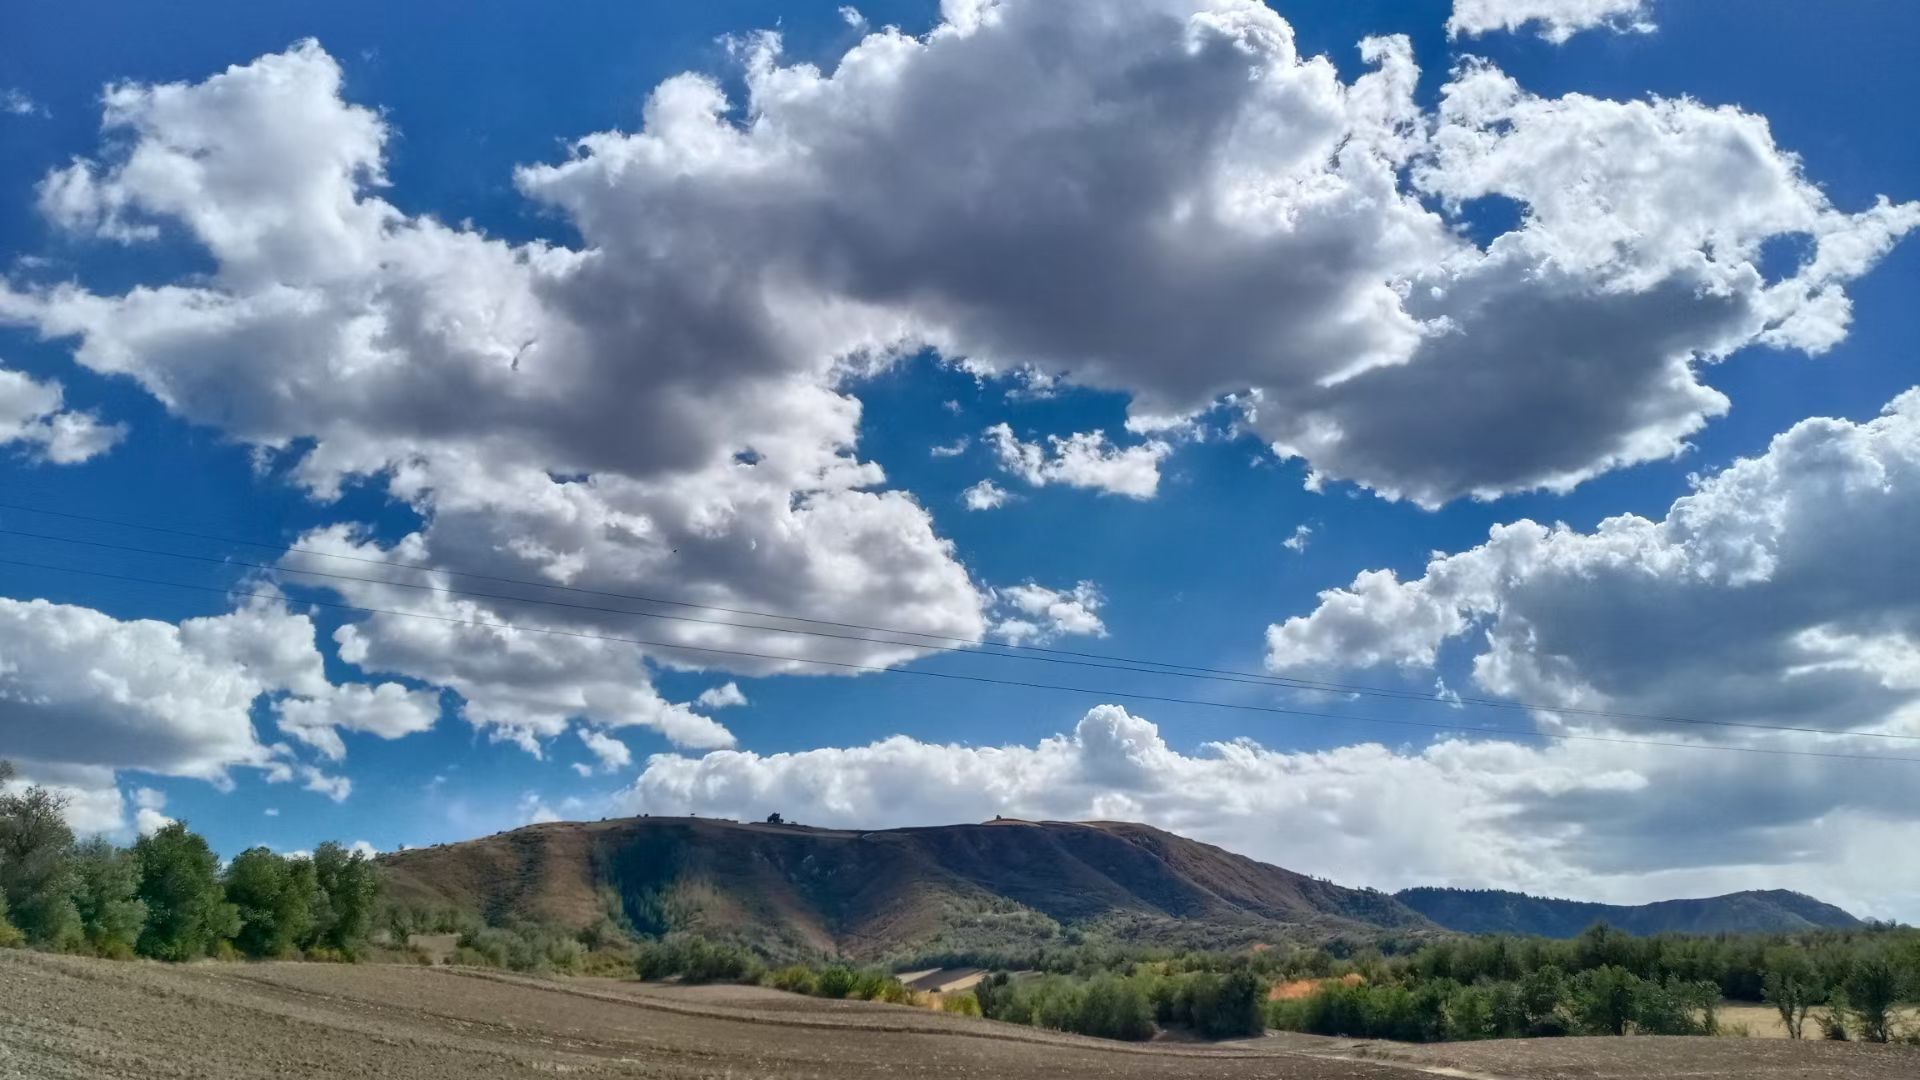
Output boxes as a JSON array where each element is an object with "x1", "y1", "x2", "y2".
[
  {"x1": 1570, "y1": 965, "x2": 1639, "y2": 1036},
  {"x1": 134, "y1": 822, "x2": 239, "y2": 960},
  {"x1": 309, "y1": 842, "x2": 378, "y2": 955},
  {"x1": 1443, "y1": 984, "x2": 1496, "y2": 1041},
  {"x1": 1844, "y1": 956, "x2": 1902, "y2": 1044},
  {"x1": 1762, "y1": 949, "x2": 1820, "y2": 1040},
  {"x1": 225, "y1": 847, "x2": 316, "y2": 958},
  {"x1": 0, "y1": 763, "x2": 81, "y2": 948},
  {"x1": 69, "y1": 837, "x2": 146, "y2": 958}
]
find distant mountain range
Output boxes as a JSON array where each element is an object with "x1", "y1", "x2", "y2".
[
  {"x1": 379, "y1": 816, "x2": 1429, "y2": 962},
  {"x1": 1394, "y1": 886, "x2": 1861, "y2": 937},
  {"x1": 377, "y1": 816, "x2": 1862, "y2": 962}
]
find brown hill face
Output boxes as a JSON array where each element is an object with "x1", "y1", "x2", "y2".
[{"x1": 379, "y1": 816, "x2": 1431, "y2": 961}]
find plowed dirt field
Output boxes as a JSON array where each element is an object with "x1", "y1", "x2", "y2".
[{"x1": 4, "y1": 951, "x2": 1915, "y2": 1079}]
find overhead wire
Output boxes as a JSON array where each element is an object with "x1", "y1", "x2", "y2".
[
  {"x1": 0, "y1": 512, "x2": 1915, "y2": 746},
  {"x1": 2, "y1": 551, "x2": 1917, "y2": 766}
]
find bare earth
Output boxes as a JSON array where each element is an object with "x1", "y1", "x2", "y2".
[{"x1": 4, "y1": 952, "x2": 1917, "y2": 1080}]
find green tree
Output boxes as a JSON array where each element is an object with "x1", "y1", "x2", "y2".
[
  {"x1": 68, "y1": 837, "x2": 146, "y2": 958},
  {"x1": 225, "y1": 848, "x2": 316, "y2": 957},
  {"x1": 1762, "y1": 949, "x2": 1821, "y2": 1040},
  {"x1": 1073, "y1": 974, "x2": 1154, "y2": 1041},
  {"x1": 309, "y1": 842, "x2": 379, "y2": 955},
  {"x1": 1442, "y1": 984, "x2": 1496, "y2": 1041},
  {"x1": 133, "y1": 822, "x2": 239, "y2": 960},
  {"x1": 1570, "y1": 966, "x2": 1639, "y2": 1036},
  {"x1": 1844, "y1": 956, "x2": 1903, "y2": 1043},
  {"x1": 0, "y1": 762, "x2": 81, "y2": 949}
]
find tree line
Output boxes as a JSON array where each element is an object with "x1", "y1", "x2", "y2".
[
  {"x1": 1268, "y1": 923, "x2": 1919, "y2": 1043},
  {"x1": 0, "y1": 761, "x2": 380, "y2": 961}
]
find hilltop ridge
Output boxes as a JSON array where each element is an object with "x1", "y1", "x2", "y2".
[
  {"x1": 379, "y1": 815, "x2": 1430, "y2": 961},
  {"x1": 1394, "y1": 886, "x2": 1862, "y2": 937}
]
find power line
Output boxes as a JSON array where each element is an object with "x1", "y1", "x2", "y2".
[
  {"x1": 0, "y1": 501, "x2": 1780, "y2": 724},
  {"x1": 3, "y1": 552, "x2": 1917, "y2": 766},
  {"x1": 4, "y1": 521, "x2": 1915, "y2": 747}
]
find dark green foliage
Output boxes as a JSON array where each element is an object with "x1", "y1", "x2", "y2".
[
  {"x1": 1160, "y1": 969, "x2": 1266, "y2": 1038},
  {"x1": 309, "y1": 842, "x2": 379, "y2": 956},
  {"x1": 632, "y1": 933, "x2": 762, "y2": 983},
  {"x1": 455, "y1": 922, "x2": 587, "y2": 973},
  {"x1": 225, "y1": 847, "x2": 317, "y2": 958},
  {"x1": 1569, "y1": 965, "x2": 1637, "y2": 1036},
  {"x1": 133, "y1": 822, "x2": 240, "y2": 961},
  {"x1": 68, "y1": 838, "x2": 145, "y2": 958},
  {"x1": 766, "y1": 964, "x2": 819, "y2": 995},
  {"x1": 1397, "y1": 886, "x2": 1862, "y2": 938},
  {"x1": 0, "y1": 767, "x2": 81, "y2": 949},
  {"x1": 812, "y1": 965, "x2": 859, "y2": 998},
  {"x1": 1843, "y1": 956, "x2": 1905, "y2": 1043},
  {"x1": 0, "y1": 763, "x2": 381, "y2": 967}
]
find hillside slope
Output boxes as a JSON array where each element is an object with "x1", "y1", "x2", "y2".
[
  {"x1": 1395, "y1": 886, "x2": 1861, "y2": 937},
  {"x1": 380, "y1": 817, "x2": 1430, "y2": 961}
]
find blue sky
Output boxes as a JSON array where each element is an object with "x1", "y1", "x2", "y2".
[{"x1": 3, "y1": 0, "x2": 1919, "y2": 917}]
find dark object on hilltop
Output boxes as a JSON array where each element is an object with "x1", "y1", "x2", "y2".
[
  {"x1": 766, "y1": 813, "x2": 784, "y2": 825},
  {"x1": 1395, "y1": 886, "x2": 1861, "y2": 937}
]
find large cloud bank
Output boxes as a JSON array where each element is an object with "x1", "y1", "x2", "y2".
[
  {"x1": 619, "y1": 703, "x2": 1920, "y2": 920},
  {"x1": 1, "y1": 0, "x2": 1914, "y2": 867},
  {"x1": 1268, "y1": 390, "x2": 1920, "y2": 744}
]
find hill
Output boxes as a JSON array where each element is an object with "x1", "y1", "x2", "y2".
[
  {"x1": 1394, "y1": 886, "x2": 1861, "y2": 937},
  {"x1": 379, "y1": 816, "x2": 1431, "y2": 962}
]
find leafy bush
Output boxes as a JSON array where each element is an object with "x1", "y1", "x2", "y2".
[
  {"x1": 456, "y1": 923, "x2": 587, "y2": 974},
  {"x1": 225, "y1": 847, "x2": 316, "y2": 958},
  {"x1": 813, "y1": 965, "x2": 859, "y2": 999},
  {"x1": 0, "y1": 768, "x2": 80, "y2": 949},
  {"x1": 766, "y1": 964, "x2": 819, "y2": 995},
  {"x1": 632, "y1": 934, "x2": 761, "y2": 983},
  {"x1": 133, "y1": 822, "x2": 239, "y2": 961},
  {"x1": 69, "y1": 838, "x2": 144, "y2": 959},
  {"x1": 941, "y1": 990, "x2": 981, "y2": 1016}
]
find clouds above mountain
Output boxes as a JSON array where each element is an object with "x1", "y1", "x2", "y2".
[
  {"x1": 1448, "y1": 0, "x2": 1654, "y2": 43},
  {"x1": 0, "y1": 594, "x2": 427, "y2": 827},
  {"x1": 618, "y1": 702, "x2": 1920, "y2": 919},
  {"x1": 1268, "y1": 389, "x2": 1920, "y2": 742},
  {"x1": 1, "y1": 0, "x2": 1916, "y2": 880}
]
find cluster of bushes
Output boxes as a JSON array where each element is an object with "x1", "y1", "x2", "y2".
[
  {"x1": 628, "y1": 932, "x2": 913, "y2": 1003},
  {"x1": 0, "y1": 762, "x2": 380, "y2": 962},
  {"x1": 1264, "y1": 924, "x2": 1919, "y2": 1044},
  {"x1": 454, "y1": 922, "x2": 593, "y2": 974},
  {"x1": 969, "y1": 966, "x2": 1264, "y2": 1042},
  {"x1": 973, "y1": 972, "x2": 1155, "y2": 1040},
  {"x1": 1268, "y1": 965, "x2": 1721, "y2": 1041},
  {"x1": 767, "y1": 963, "x2": 914, "y2": 1004}
]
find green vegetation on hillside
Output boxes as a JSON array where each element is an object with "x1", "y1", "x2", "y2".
[
  {"x1": 0, "y1": 760, "x2": 382, "y2": 963},
  {"x1": 1397, "y1": 886, "x2": 1862, "y2": 937}
]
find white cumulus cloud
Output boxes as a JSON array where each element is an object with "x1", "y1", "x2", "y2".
[
  {"x1": 1448, "y1": 0, "x2": 1655, "y2": 43},
  {"x1": 984, "y1": 423, "x2": 1171, "y2": 500},
  {"x1": 1268, "y1": 388, "x2": 1920, "y2": 744},
  {"x1": 960, "y1": 478, "x2": 1011, "y2": 511},
  {"x1": 695, "y1": 682, "x2": 749, "y2": 710},
  {"x1": 617, "y1": 703, "x2": 1920, "y2": 920},
  {"x1": 0, "y1": 362, "x2": 123, "y2": 463},
  {"x1": 991, "y1": 581, "x2": 1107, "y2": 645},
  {"x1": 577, "y1": 727, "x2": 633, "y2": 774}
]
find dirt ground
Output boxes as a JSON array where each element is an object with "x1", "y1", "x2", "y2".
[{"x1": 4, "y1": 952, "x2": 1918, "y2": 1080}]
